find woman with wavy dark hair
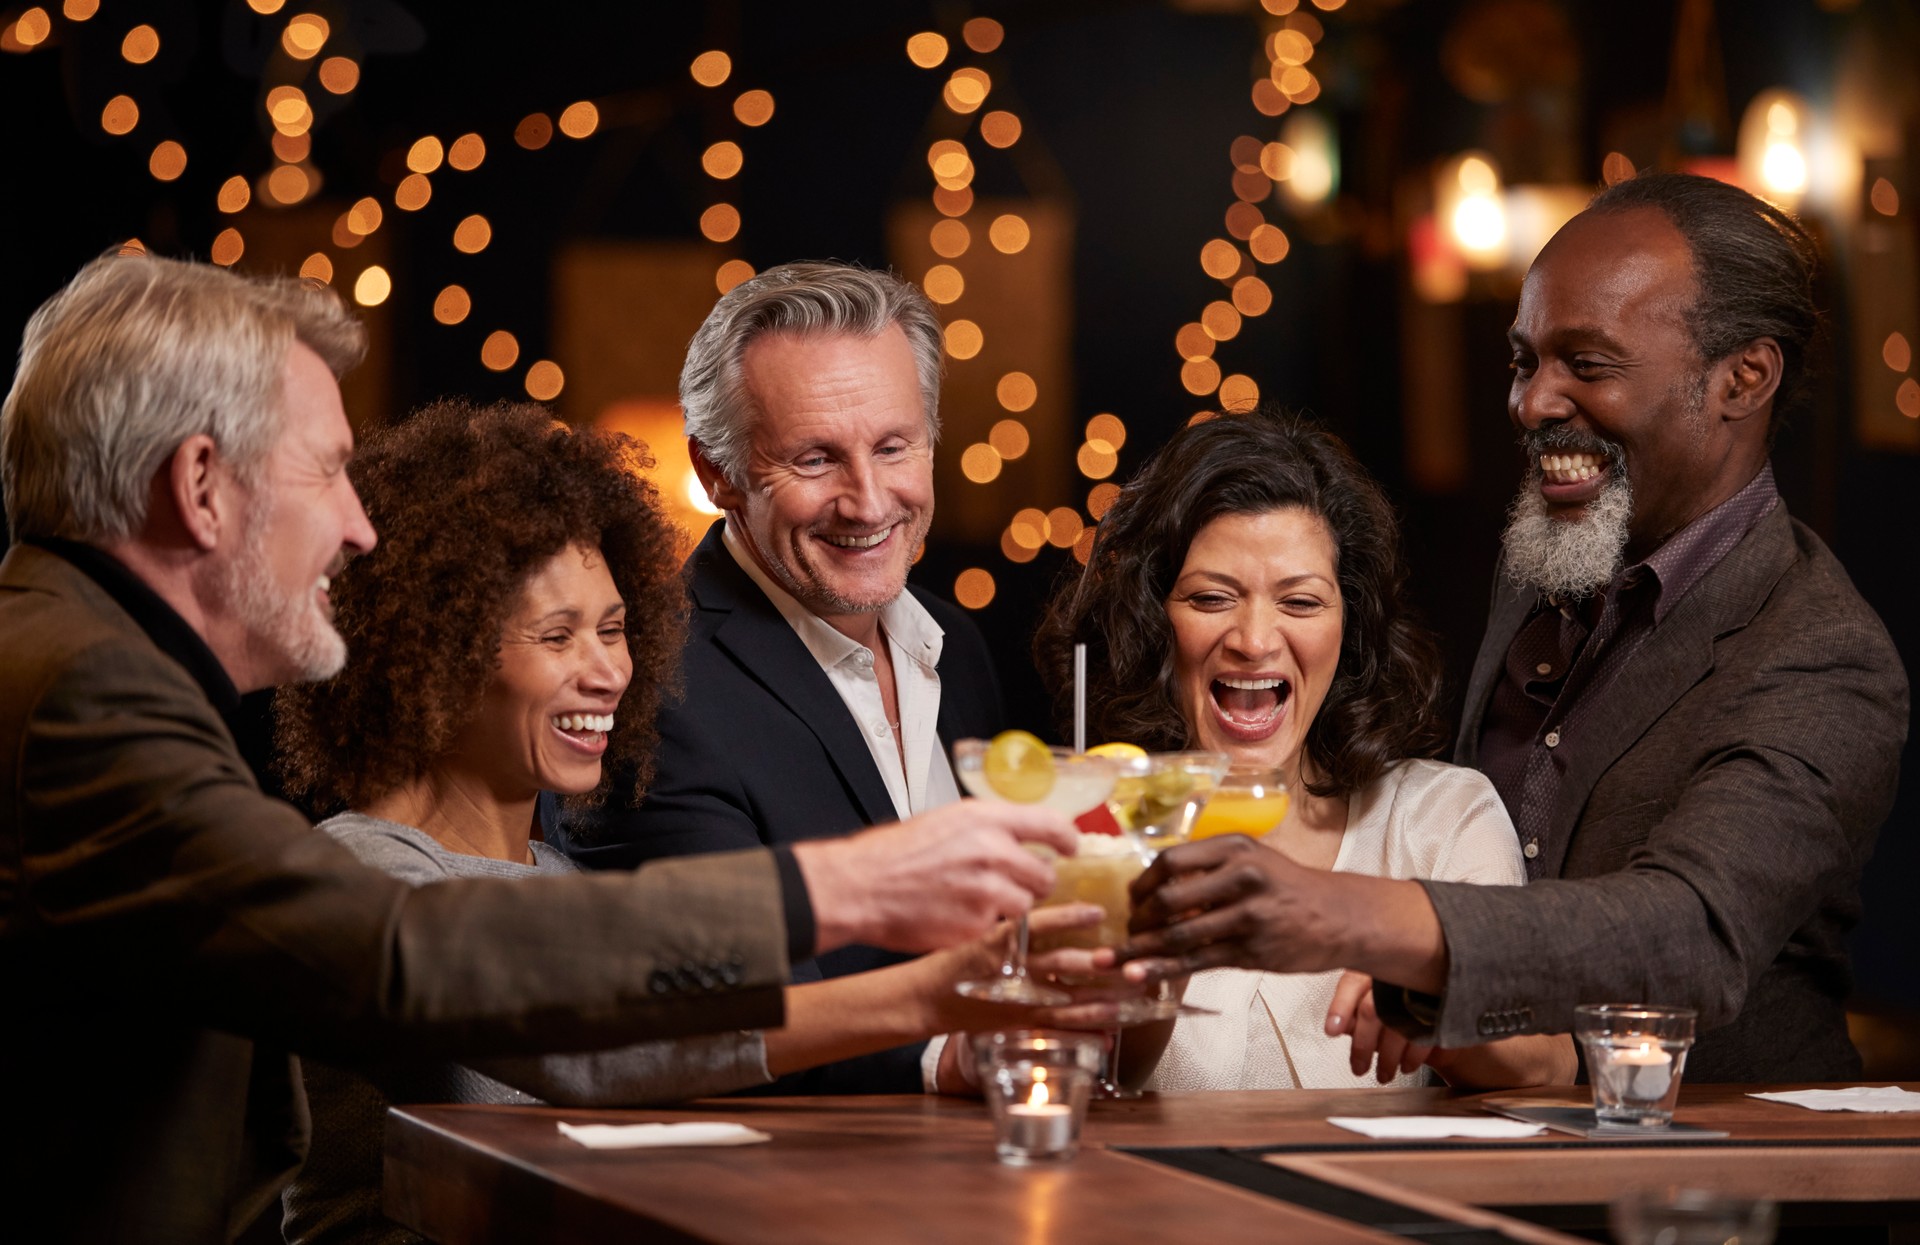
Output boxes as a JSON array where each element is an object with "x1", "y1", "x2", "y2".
[
  {"x1": 1037, "y1": 409, "x2": 1571, "y2": 1091},
  {"x1": 276, "y1": 401, "x2": 1092, "y2": 1244}
]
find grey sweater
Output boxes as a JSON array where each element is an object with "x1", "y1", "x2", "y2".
[{"x1": 282, "y1": 813, "x2": 772, "y2": 1245}]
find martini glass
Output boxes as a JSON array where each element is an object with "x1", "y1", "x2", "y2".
[{"x1": 952, "y1": 738, "x2": 1119, "y2": 1007}]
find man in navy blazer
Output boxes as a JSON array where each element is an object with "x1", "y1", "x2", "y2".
[{"x1": 556, "y1": 262, "x2": 1004, "y2": 1092}]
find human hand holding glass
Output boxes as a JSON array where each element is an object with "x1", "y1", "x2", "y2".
[{"x1": 951, "y1": 734, "x2": 1118, "y2": 1006}]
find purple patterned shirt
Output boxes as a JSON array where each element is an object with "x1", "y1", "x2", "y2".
[{"x1": 1478, "y1": 464, "x2": 1780, "y2": 878}]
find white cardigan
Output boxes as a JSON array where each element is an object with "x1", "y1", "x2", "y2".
[{"x1": 1147, "y1": 759, "x2": 1524, "y2": 1092}]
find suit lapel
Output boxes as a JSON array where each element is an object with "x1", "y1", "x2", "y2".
[
  {"x1": 689, "y1": 523, "x2": 899, "y2": 826},
  {"x1": 1543, "y1": 507, "x2": 1798, "y2": 878}
]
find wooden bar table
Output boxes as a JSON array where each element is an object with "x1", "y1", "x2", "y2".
[{"x1": 384, "y1": 1083, "x2": 1920, "y2": 1243}]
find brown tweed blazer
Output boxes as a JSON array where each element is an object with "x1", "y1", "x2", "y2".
[
  {"x1": 1425, "y1": 503, "x2": 1907, "y2": 1081},
  {"x1": 0, "y1": 544, "x2": 789, "y2": 1244}
]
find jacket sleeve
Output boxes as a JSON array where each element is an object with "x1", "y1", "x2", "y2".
[
  {"x1": 9, "y1": 639, "x2": 790, "y2": 1063},
  {"x1": 1401, "y1": 593, "x2": 1907, "y2": 1048}
]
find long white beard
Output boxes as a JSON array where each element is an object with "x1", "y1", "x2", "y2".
[{"x1": 1499, "y1": 469, "x2": 1634, "y2": 600}]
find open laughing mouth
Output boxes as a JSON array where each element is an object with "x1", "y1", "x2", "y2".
[
  {"x1": 551, "y1": 713, "x2": 613, "y2": 756},
  {"x1": 1208, "y1": 675, "x2": 1291, "y2": 741},
  {"x1": 1537, "y1": 450, "x2": 1615, "y2": 506}
]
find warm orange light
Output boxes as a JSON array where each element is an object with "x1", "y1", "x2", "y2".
[
  {"x1": 63, "y1": 0, "x2": 97, "y2": 18},
  {"x1": 481, "y1": 330, "x2": 520, "y2": 371},
  {"x1": 700, "y1": 203, "x2": 741, "y2": 243},
  {"x1": 980, "y1": 111, "x2": 1022, "y2": 149},
  {"x1": 298, "y1": 252, "x2": 332, "y2": 283},
  {"x1": 122, "y1": 23, "x2": 159, "y2": 63},
  {"x1": 906, "y1": 31, "x2": 949, "y2": 69},
  {"x1": 1224, "y1": 202, "x2": 1263, "y2": 240},
  {"x1": 11, "y1": 7, "x2": 52, "y2": 46},
  {"x1": 246, "y1": 0, "x2": 286, "y2": 12},
  {"x1": 448, "y1": 133, "x2": 486, "y2": 171},
  {"x1": 270, "y1": 131, "x2": 310, "y2": 163},
  {"x1": 933, "y1": 185, "x2": 974, "y2": 217},
  {"x1": 525, "y1": 360, "x2": 565, "y2": 401},
  {"x1": 515, "y1": 113, "x2": 553, "y2": 150},
  {"x1": 1201, "y1": 301, "x2": 1242, "y2": 341},
  {"x1": 1010, "y1": 509, "x2": 1050, "y2": 549},
  {"x1": 944, "y1": 319, "x2": 983, "y2": 360},
  {"x1": 406, "y1": 136, "x2": 444, "y2": 174},
  {"x1": 1270, "y1": 29, "x2": 1313, "y2": 65},
  {"x1": 1232, "y1": 276, "x2": 1273, "y2": 316},
  {"x1": 216, "y1": 175, "x2": 250, "y2": 213},
  {"x1": 282, "y1": 12, "x2": 328, "y2": 59},
  {"x1": 347, "y1": 197, "x2": 383, "y2": 235},
  {"x1": 1251, "y1": 79, "x2": 1289, "y2": 118},
  {"x1": 390, "y1": 173, "x2": 429, "y2": 211},
  {"x1": 690, "y1": 50, "x2": 731, "y2": 87},
  {"x1": 1229, "y1": 136, "x2": 1263, "y2": 173},
  {"x1": 1087, "y1": 482, "x2": 1121, "y2": 520},
  {"x1": 923, "y1": 265, "x2": 965, "y2": 304},
  {"x1": 453, "y1": 215, "x2": 492, "y2": 253},
  {"x1": 962, "y1": 16, "x2": 1003, "y2": 53},
  {"x1": 331, "y1": 214, "x2": 360, "y2": 249},
  {"x1": 1885, "y1": 332, "x2": 1913, "y2": 373},
  {"x1": 734, "y1": 89, "x2": 775, "y2": 127},
  {"x1": 1249, "y1": 223, "x2": 1290, "y2": 264},
  {"x1": 558, "y1": 101, "x2": 599, "y2": 139},
  {"x1": 946, "y1": 67, "x2": 991, "y2": 112},
  {"x1": 1181, "y1": 357, "x2": 1222, "y2": 396},
  {"x1": 1200, "y1": 239, "x2": 1240, "y2": 280},
  {"x1": 266, "y1": 163, "x2": 311, "y2": 204},
  {"x1": 1601, "y1": 151, "x2": 1636, "y2": 186},
  {"x1": 702, "y1": 141, "x2": 744, "y2": 179},
  {"x1": 1899, "y1": 378, "x2": 1920, "y2": 420},
  {"x1": 1085, "y1": 413, "x2": 1126, "y2": 449},
  {"x1": 715, "y1": 259, "x2": 755, "y2": 293},
  {"x1": 1261, "y1": 142, "x2": 1295, "y2": 181},
  {"x1": 210, "y1": 228, "x2": 244, "y2": 267},
  {"x1": 1218, "y1": 374, "x2": 1259, "y2": 411},
  {"x1": 996, "y1": 371, "x2": 1037, "y2": 412},
  {"x1": 148, "y1": 140, "x2": 187, "y2": 181},
  {"x1": 353, "y1": 265, "x2": 391, "y2": 307},
  {"x1": 433, "y1": 285, "x2": 471, "y2": 325},
  {"x1": 100, "y1": 94, "x2": 138, "y2": 135},
  {"x1": 1000, "y1": 529, "x2": 1040, "y2": 564},
  {"x1": 954, "y1": 568, "x2": 995, "y2": 610},
  {"x1": 1175, "y1": 324, "x2": 1215, "y2": 361},
  {"x1": 988, "y1": 214, "x2": 1030, "y2": 254},
  {"x1": 960, "y1": 443, "x2": 1002, "y2": 483},
  {"x1": 989, "y1": 419, "x2": 1030, "y2": 459},
  {"x1": 930, "y1": 218, "x2": 970, "y2": 258},
  {"x1": 1046, "y1": 508, "x2": 1083, "y2": 549},
  {"x1": 1076, "y1": 442, "x2": 1118, "y2": 479},
  {"x1": 318, "y1": 55, "x2": 358, "y2": 93},
  {"x1": 1871, "y1": 178, "x2": 1900, "y2": 216}
]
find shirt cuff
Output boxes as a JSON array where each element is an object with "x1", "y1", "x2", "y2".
[
  {"x1": 771, "y1": 845, "x2": 816, "y2": 965},
  {"x1": 921, "y1": 1033, "x2": 949, "y2": 1094}
]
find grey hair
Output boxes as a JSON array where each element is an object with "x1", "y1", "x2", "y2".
[
  {"x1": 3, "y1": 251, "x2": 365, "y2": 544},
  {"x1": 679, "y1": 261, "x2": 945, "y2": 483}
]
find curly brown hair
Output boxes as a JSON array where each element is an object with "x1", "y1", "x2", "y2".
[
  {"x1": 275, "y1": 399, "x2": 686, "y2": 814},
  {"x1": 1034, "y1": 409, "x2": 1446, "y2": 799}
]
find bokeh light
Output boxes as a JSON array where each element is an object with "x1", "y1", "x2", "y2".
[
  {"x1": 1871, "y1": 178, "x2": 1900, "y2": 216},
  {"x1": 988, "y1": 214, "x2": 1030, "y2": 254},
  {"x1": 514, "y1": 113, "x2": 553, "y2": 150},
  {"x1": 996, "y1": 371, "x2": 1037, "y2": 412},
  {"x1": 558, "y1": 101, "x2": 599, "y2": 139},
  {"x1": 394, "y1": 173, "x2": 431, "y2": 210},
  {"x1": 266, "y1": 163, "x2": 312, "y2": 204},
  {"x1": 1886, "y1": 332, "x2": 1913, "y2": 373},
  {"x1": 148, "y1": 140, "x2": 187, "y2": 181},
  {"x1": 980, "y1": 111, "x2": 1023, "y2": 148},
  {"x1": 525, "y1": 361, "x2": 565, "y2": 401},
  {"x1": 1200, "y1": 239, "x2": 1240, "y2": 279},
  {"x1": 1087, "y1": 482, "x2": 1121, "y2": 519},
  {"x1": 960, "y1": 443, "x2": 1002, "y2": 483},
  {"x1": 1249, "y1": 223, "x2": 1291, "y2": 264},
  {"x1": 1232, "y1": 275, "x2": 1274, "y2": 316},
  {"x1": 298, "y1": 253, "x2": 332, "y2": 283},
  {"x1": 122, "y1": 24, "x2": 159, "y2": 64},
  {"x1": 217, "y1": 176, "x2": 251, "y2": 213},
  {"x1": 1175, "y1": 323, "x2": 1215, "y2": 361},
  {"x1": 1899, "y1": 378, "x2": 1920, "y2": 420},
  {"x1": 734, "y1": 90, "x2": 775, "y2": 126},
  {"x1": 433, "y1": 285, "x2": 471, "y2": 325},
  {"x1": 1010, "y1": 509, "x2": 1049, "y2": 549},
  {"x1": 963, "y1": 17, "x2": 1004, "y2": 52},
  {"x1": 906, "y1": 31, "x2": 949, "y2": 68},
  {"x1": 715, "y1": 259, "x2": 755, "y2": 293},
  {"x1": 989, "y1": 419, "x2": 1030, "y2": 459},
  {"x1": 1181, "y1": 357, "x2": 1222, "y2": 395},
  {"x1": 1076, "y1": 442, "x2": 1118, "y2": 479},
  {"x1": 448, "y1": 133, "x2": 486, "y2": 171},
  {"x1": 318, "y1": 56, "x2": 358, "y2": 93},
  {"x1": 481, "y1": 330, "x2": 520, "y2": 371},
  {"x1": 1046, "y1": 508, "x2": 1084, "y2": 549},
  {"x1": 944, "y1": 319, "x2": 983, "y2": 359},
  {"x1": 407, "y1": 136, "x2": 444, "y2": 174},
  {"x1": 347, "y1": 196, "x2": 383, "y2": 235},
  {"x1": 690, "y1": 50, "x2": 731, "y2": 87},
  {"x1": 100, "y1": 95, "x2": 138, "y2": 135},
  {"x1": 283, "y1": 13, "x2": 328, "y2": 59},
  {"x1": 930, "y1": 218, "x2": 970, "y2": 257},
  {"x1": 954, "y1": 568, "x2": 995, "y2": 610},
  {"x1": 1086, "y1": 413, "x2": 1126, "y2": 449},
  {"x1": 1000, "y1": 529, "x2": 1039, "y2": 564},
  {"x1": 923, "y1": 264, "x2": 965, "y2": 304},
  {"x1": 1201, "y1": 301, "x2": 1242, "y2": 341},
  {"x1": 353, "y1": 265, "x2": 391, "y2": 307},
  {"x1": 453, "y1": 215, "x2": 492, "y2": 253},
  {"x1": 1218, "y1": 374, "x2": 1259, "y2": 411},
  {"x1": 210, "y1": 228, "x2": 244, "y2": 267},
  {"x1": 703, "y1": 141, "x2": 744, "y2": 179},
  {"x1": 700, "y1": 203, "x2": 741, "y2": 243}
]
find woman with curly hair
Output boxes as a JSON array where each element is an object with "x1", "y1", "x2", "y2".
[
  {"x1": 1036, "y1": 409, "x2": 1572, "y2": 1092},
  {"x1": 276, "y1": 400, "x2": 1093, "y2": 1244}
]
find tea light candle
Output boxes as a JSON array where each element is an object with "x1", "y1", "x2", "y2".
[
  {"x1": 1005, "y1": 1077, "x2": 1073, "y2": 1153},
  {"x1": 1599, "y1": 1041, "x2": 1673, "y2": 1102}
]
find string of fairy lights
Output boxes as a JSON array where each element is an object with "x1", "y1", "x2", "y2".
[{"x1": 1173, "y1": 0, "x2": 1343, "y2": 427}]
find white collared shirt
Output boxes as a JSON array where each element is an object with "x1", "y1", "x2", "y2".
[{"x1": 722, "y1": 519, "x2": 961, "y2": 820}]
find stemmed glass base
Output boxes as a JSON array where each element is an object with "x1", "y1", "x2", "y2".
[{"x1": 954, "y1": 916, "x2": 1071, "y2": 1007}]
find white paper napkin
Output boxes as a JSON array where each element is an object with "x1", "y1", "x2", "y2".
[
  {"x1": 1747, "y1": 1086, "x2": 1920, "y2": 1113},
  {"x1": 556, "y1": 1121, "x2": 774, "y2": 1149},
  {"x1": 1327, "y1": 1115, "x2": 1546, "y2": 1139}
]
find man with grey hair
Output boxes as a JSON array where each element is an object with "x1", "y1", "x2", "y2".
[
  {"x1": 555, "y1": 261, "x2": 1006, "y2": 1095},
  {"x1": 0, "y1": 253, "x2": 1076, "y2": 1242}
]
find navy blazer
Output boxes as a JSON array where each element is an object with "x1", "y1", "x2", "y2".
[{"x1": 553, "y1": 521, "x2": 1005, "y2": 1092}]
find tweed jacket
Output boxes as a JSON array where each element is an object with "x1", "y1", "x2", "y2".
[
  {"x1": 1417, "y1": 504, "x2": 1907, "y2": 1081},
  {"x1": 556, "y1": 520, "x2": 1004, "y2": 1092},
  {"x1": 0, "y1": 544, "x2": 790, "y2": 1244}
]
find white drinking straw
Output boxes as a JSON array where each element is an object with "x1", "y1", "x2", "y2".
[{"x1": 1073, "y1": 643, "x2": 1087, "y2": 754}]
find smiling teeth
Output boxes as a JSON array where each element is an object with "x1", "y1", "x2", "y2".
[
  {"x1": 824, "y1": 527, "x2": 892, "y2": 549},
  {"x1": 553, "y1": 714, "x2": 614, "y2": 733},
  {"x1": 1218, "y1": 677, "x2": 1284, "y2": 690},
  {"x1": 1540, "y1": 453, "x2": 1606, "y2": 483}
]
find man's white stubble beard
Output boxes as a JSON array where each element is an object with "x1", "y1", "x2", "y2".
[
  {"x1": 219, "y1": 505, "x2": 348, "y2": 685},
  {"x1": 1499, "y1": 468, "x2": 1634, "y2": 601}
]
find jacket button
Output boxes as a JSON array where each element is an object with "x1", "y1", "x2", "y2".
[{"x1": 1523, "y1": 841, "x2": 1539, "y2": 859}]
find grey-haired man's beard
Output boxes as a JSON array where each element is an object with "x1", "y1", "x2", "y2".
[
  {"x1": 219, "y1": 510, "x2": 349, "y2": 684},
  {"x1": 1500, "y1": 434, "x2": 1633, "y2": 600}
]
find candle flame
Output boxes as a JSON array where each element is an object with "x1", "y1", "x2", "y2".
[{"x1": 1029, "y1": 1079, "x2": 1051, "y2": 1109}]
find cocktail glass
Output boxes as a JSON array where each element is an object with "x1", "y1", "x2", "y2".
[
  {"x1": 1040, "y1": 750, "x2": 1228, "y2": 1098},
  {"x1": 952, "y1": 739, "x2": 1118, "y2": 1007},
  {"x1": 1188, "y1": 765, "x2": 1290, "y2": 841}
]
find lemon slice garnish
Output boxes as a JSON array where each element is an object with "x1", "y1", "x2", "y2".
[
  {"x1": 984, "y1": 730, "x2": 1055, "y2": 803},
  {"x1": 1087, "y1": 742, "x2": 1147, "y2": 760}
]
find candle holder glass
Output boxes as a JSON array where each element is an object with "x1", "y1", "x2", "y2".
[
  {"x1": 974, "y1": 1030, "x2": 1101, "y2": 1165},
  {"x1": 1574, "y1": 1004, "x2": 1697, "y2": 1128}
]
